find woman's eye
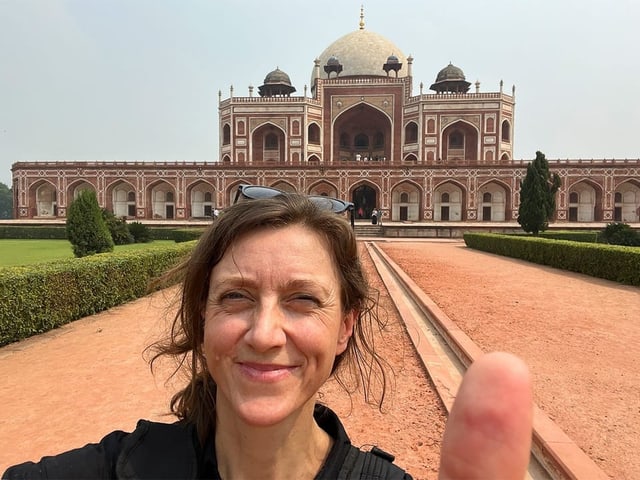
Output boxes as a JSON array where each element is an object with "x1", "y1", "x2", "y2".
[
  {"x1": 291, "y1": 294, "x2": 320, "y2": 305},
  {"x1": 221, "y1": 291, "x2": 248, "y2": 301}
]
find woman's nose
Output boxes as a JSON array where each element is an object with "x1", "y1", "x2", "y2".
[{"x1": 244, "y1": 301, "x2": 287, "y2": 352}]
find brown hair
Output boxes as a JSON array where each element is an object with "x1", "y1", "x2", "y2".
[{"x1": 149, "y1": 193, "x2": 389, "y2": 442}]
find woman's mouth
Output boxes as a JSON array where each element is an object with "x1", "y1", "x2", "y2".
[{"x1": 237, "y1": 362, "x2": 297, "y2": 382}]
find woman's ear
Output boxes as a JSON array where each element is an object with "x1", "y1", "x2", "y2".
[{"x1": 336, "y1": 310, "x2": 356, "y2": 355}]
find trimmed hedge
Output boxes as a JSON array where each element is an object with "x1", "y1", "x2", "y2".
[
  {"x1": 0, "y1": 226, "x2": 67, "y2": 239},
  {"x1": 463, "y1": 233, "x2": 640, "y2": 286},
  {"x1": 538, "y1": 230, "x2": 600, "y2": 243},
  {"x1": 0, "y1": 242, "x2": 195, "y2": 346},
  {"x1": 149, "y1": 227, "x2": 206, "y2": 243},
  {"x1": 0, "y1": 225, "x2": 206, "y2": 243}
]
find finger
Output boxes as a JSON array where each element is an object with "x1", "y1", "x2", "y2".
[{"x1": 438, "y1": 351, "x2": 533, "y2": 480}]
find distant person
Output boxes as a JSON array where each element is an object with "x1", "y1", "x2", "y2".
[
  {"x1": 4, "y1": 192, "x2": 533, "y2": 480},
  {"x1": 371, "y1": 208, "x2": 378, "y2": 225}
]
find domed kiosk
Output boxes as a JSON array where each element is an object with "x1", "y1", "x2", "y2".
[
  {"x1": 258, "y1": 67, "x2": 296, "y2": 97},
  {"x1": 430, "y1": 62, "x2": 471, "y2": 93}
]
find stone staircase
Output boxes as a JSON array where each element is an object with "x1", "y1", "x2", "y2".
[{"x1": 354, "y1": 224, "x2": 384, "y2": 237}]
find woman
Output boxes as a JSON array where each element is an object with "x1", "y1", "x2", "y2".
[{"x1": 3, "y1": 193, "x2": 532, "y2": 479}]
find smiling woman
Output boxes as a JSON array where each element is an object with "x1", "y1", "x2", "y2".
[{"x1": 4, "y1": 193, "x2": 533, "y2": 480}]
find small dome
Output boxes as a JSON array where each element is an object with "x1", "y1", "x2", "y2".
[
  {"x1": 386, "y1": 54, "x2": 399, "y2": 64},
  {"x1": 429, "y1": 62, "x2": 471, "y2": 93},
  {"x1": 259, "y1": 67, "x2": 296, "y2": 97},
  {"x1": 327, "y1": 55, "x2": 341, "y2": 66},
  {"x1": 263, "y1": 68, "x2": 293, "y2": 86},
  {"x1": 434, "y1": 62, "x2": 466, "y2": 82}
]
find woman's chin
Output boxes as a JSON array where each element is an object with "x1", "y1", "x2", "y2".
[{"x1": 232, "y1": 397, "x2": 310, "y2": 428}]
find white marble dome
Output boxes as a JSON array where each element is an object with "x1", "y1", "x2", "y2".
[{"x1": 312, "y1": 28, "x2": 408, "y2": 82}]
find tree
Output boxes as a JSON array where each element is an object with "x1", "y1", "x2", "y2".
[
  {"x1": 517, "y1": 151, "x2": 561, "y2": 235},
  {"x1": 66, "y1": 190, "x2": 114, "y2": 257},
  {"x1": 0, "y1": 182, "x2": 12, "y2": 219}
]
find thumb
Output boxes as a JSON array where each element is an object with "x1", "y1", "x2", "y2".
[{"x1": 439, "y1": 351, "x2": 533, "y2": 480}]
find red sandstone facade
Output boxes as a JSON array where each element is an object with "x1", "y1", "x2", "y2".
[{"x1": 10, "y1": 16, "x2": 640, "y2": 224}]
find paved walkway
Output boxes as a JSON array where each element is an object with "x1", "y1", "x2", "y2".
[{"x1": 0, "y1": 288, "x2": 182, "y2": 471}]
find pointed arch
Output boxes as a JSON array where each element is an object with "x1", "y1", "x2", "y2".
[
  {"x1": 333, "y1": 102, "x2": 392, "y2": 163},
  {"x1": 308, "y1": 180, "x2": 339, "y2": 198},
  {"x1": 391, "y1": 180, "x2": 422, "y2": 221},
  {"x1": 30, "y1": 180, "x2": 57, "y2": 218},
  {"x1": 251, "y1": 122, "x2": 286, "y2": 163},
  {"x1": 187, "y1": 180, "x2": 216, "y2": 218},
  {"x1": 106, "y1": 179, "x2": 137, "y2": 218},
  {"x1": 441, "y1": 120, "x2": 479, "y2": 165},
  {"x1": 146, "y1": 180, "x2": 176, "y2": 219},
  {"x1": 222, "y1": 123, "x2": 231, "y2": 145},
  {"x1": 433, "y1": 180, "x2": 467, "y2": 221},
  {"x1": 308, "y1": 122, "x2": 321, "y2": 144},
  {"x1": 501, "y1": 119, "x2": 511, "y2": 142},
  {"x1": 478, "y1": 180, "x2": 511, "y2": 221},
  {"x1": 567, "y1": 179, "x2": 603, "y2": 222},
  {"x1": 614, "y1": 179, "x2": 640, "y2": 222},
  {"x1": 350, "y1": 180, "x2": 380, "y2": 219},
  {"x1": 270, "y1": 180, "x2": 297, "y2": 193},
  {"x1": 404, "y1": 121, "x2": 418, "y2": 144}
]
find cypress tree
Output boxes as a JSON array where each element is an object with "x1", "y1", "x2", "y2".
[
  {"x1": 517, "y1": 151, "x2": 562, "y2": 235},
  {"x1": 66, "y1": 190, "x2": 114, "y2": 257}
]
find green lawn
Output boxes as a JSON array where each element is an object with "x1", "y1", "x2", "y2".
[{"x1": 0, "y1": 239, "x2": 177, "y2": 267}]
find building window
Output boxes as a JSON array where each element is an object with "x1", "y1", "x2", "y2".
[
  {"x1": 501, "y1": 120, "x2": 511, "y2": 142},
  {"x1": 373, "y1": 132, "x2": 384, "y2": 148},
  {"x1": 405, "y1": 122, "x2": 418, "y2": 144},
  {"x1": 265, "y1": 133, "x2": 278, "y2": 150},
  {"x1": 308, "y1": 124, "x2": 320, "y2": 144},
  {"x1": 483, "y1": 192, "x2": 492, "y2": 202},
  {"x1": 449, "y1": 131, "x2": 463, "y2": 148},
  {"x1": 354, "y1": 133, "x2": 369, "y2": 148},
  {"x1": 223, "y1": 124, "x2": 231, "y2": 145}
]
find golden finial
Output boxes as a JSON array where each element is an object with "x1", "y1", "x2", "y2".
[{"x1": 359, "y1": 5, "x2": 365, "y2": 29}]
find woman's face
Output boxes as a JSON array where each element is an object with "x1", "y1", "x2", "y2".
[{"x1": 203, "y1": 224, "x2": 355, "y2": 427}]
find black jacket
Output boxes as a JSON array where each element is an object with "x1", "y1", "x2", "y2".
[{"x1": 3, "y1": 404, "x2": 411, "y2": 479}]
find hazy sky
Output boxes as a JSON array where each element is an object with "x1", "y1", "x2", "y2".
[{"x1": 1, "y1": 0, "x2": 639, "y2": 186}]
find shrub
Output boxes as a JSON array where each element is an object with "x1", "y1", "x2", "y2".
[
  {"x1": 101, "y1": 209, "x2": 134, "y2": 245},
  {"x1": 0, "y1": 242, "x2": 195, "y2": 346},
  {"x1": 463, "y1": 233, "x2": 640, "y2": 286},
  {"x1": 66, "y1": 190, "x2": 114, "y2": 257},
  {"x1": 129, "y1": 221, "x2": 152, "y2": 243},
  {"x1": 599, "y1": 222, "x2": 640, "y2": 246}
]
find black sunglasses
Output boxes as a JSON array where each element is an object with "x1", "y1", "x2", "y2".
[
  {"x1": 234, "y1": 184, "x2": 354, "y2": 214},
  {"x1": 233, "y1": 184, "x2": 355, "y2": 228}
]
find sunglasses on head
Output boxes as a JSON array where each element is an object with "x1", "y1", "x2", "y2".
[{"x1": 234, "y1": 184, "x2": 355, "y2": 215}]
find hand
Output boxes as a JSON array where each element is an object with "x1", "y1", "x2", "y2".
[{"x1": 439, "y1": 352, "x2": 533, "y2": 480}]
